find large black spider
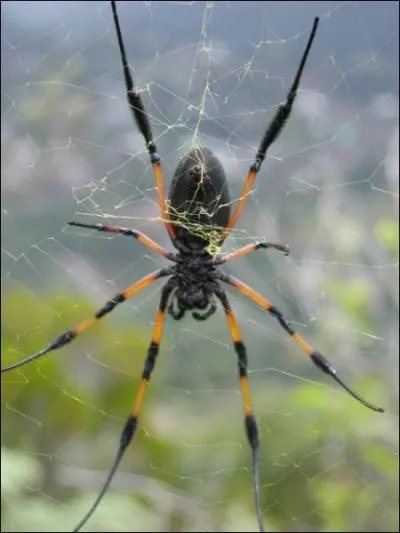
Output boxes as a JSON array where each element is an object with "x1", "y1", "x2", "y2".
[{"x1": 1, "y1": 2, "x2": 384, "y2": 532}]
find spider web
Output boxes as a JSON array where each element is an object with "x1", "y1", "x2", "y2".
[{"x1": 1, "y1": 1, "x2": 399, "y2": 532}]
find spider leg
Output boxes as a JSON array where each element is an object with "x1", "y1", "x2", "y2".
[
  {"x1": 167, "y1": 288, "x2": 186, "y2": 320},
  {"x1": 221, "y1": 17, "x2": 319, "y2": 241},
  {"x1": 110, "y1": 0, "x2": 175, "y2": 239},
  {"x1": 68, "y1": 221, "x2": 178, "y2": 261},
  {"x1": 215, "y1": 288, "x2": 265, "y2": 533},
  {"x1": 1, "y1": 268, "x2": 173, "y2": 373},
  {"x1": 169, "y1": 306, "x2": 186, "y2": 320},
  {"x1": 73, "y1": 279, "x2": 175, "y2": 532},
  {"x1": 215, "y1": 272, "x2": 384, "y2": 413},
  {"x1": 212, "y1": 241, "x2": 289, "y2": 266}
]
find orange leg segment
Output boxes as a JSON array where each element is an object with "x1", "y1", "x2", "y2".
[
  {"x1": 1, "y1": 268, "x2": 172, "y2": 373},
  {"x1": 216, "y1": 288, "x2": 265, "y2": 532},
  {"x1": 72, "y1": 279, "x2": 174, "y2": 532},
  {"x1": 216, "y1": 272, "x2": 384, "y2": 413}
]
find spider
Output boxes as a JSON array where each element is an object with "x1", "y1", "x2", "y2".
[{"x1": 2, "y1": 2, "x2": 384, "y2": 532}]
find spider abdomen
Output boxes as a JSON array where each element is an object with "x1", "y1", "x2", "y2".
[{"x1": 168, "y1": 146, "x2": 231, "y2": 250}]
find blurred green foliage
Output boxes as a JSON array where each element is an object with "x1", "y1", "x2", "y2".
[
  {"x1": 374, "y1": 218, "x2": 399, "y2": 255},
  {"x1": 1, "y1": 286, "x2": 398, "y2": 532}
]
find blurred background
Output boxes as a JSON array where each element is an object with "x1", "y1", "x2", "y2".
[{"x1": 1, "y1": 1, "x2": 399, "y2": 532}]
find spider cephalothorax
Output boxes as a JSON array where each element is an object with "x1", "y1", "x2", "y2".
[
  {"x1": 168, "y1": 253, "x2": 219, "y2": 321},
  {"x1": 1, "y1": 4, "x2": 384, "y2": 533}
]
